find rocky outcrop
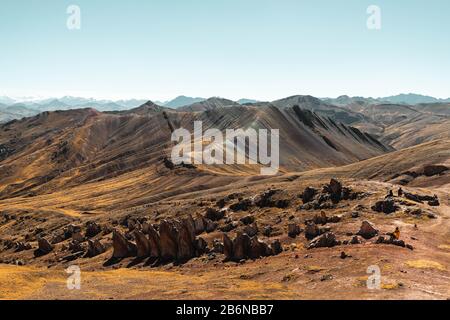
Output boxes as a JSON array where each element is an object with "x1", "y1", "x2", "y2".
[
  {"x1": 134, "y1": 230, "x2": 152, "y2": 258},
  {"x1": 146, "y1": 224, "x2": 161, "y2": 258},
  {"x1": 423, "y1": 164, "x2": 448, "y2": 177},
  {"x1": 159, "y1": 220, "x2": 178, "y2": 262},
  {"x1": 193, "y1": 215, "x2": 206, "y2": 235},
  {"x1": 112, "y1": 230, "x2": 136, "y2": 258},
  {"x1": 372, "y1": 197, "x2": 398, "y2": 214},
  {"x1": 223, "y1": 233, "x2": 279, "y2": 262},
  {"x1": 176, "y1": 222, "x2": 196, "y2": 262},
  {"x1": 376, "y1": 236, "x2": 413, "y2": 250}
]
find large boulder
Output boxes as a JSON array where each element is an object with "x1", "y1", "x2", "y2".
[
  {"x1": 357, "y1": 221, "x2": 379, "y2": 239},
  {"x1": 307, "y1": 232, "x2": 339, "y2": 249},
  {"x1": 223, "y1": 233, "x2": 233, "y2": 260},
  {"x1": 36, "y1": 237, "x2": 54, "y2": 255},
  {"x1": 302, "y1": 187, "x2": 317, "y2": 204},
  {"x1": 86, "y1": 239, "x2": 105, "y2": 257},
  {"x1": 233, "y1": 233, "x2": 251, "y2": 261},
  {"x1": 159, "y1": 220, "x2": 178, "y2": 262}
]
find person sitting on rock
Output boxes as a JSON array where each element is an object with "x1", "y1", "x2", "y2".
[{"x1": 393, "y1": 227, "x2": 400, "y2": 240}]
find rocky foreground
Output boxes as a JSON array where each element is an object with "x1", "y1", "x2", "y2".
[{"x1": 0, "y1": 176, "x2": 448, "y2": 300}]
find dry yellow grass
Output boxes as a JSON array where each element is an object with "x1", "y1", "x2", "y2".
[{"x1": 405, "y1": 260, "x2": 446, "y2": 271}]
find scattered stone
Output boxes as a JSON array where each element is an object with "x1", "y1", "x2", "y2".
[
  {"x1": 213, "y1": 239, "x2": 224, "y2": 254},
  {"x1": 240, "y1": 215, "x2": 255, "y2": 225},
  {"x1": 307, "y1": 232, "x2": 339, "y2": 249},
  {"x1": 263, "y1": 226, "x2": 273, "y2": 237},
  {"x1": 270, "y1": 239, "x2": 283, "y2": 255},
  {"x1": 85, "y1": 221, "x2": 102, "y2": 238},
  {"x1": 205, "y1": 207, "x2": 225, "y2": 221},
  {"x1": 86, "y1": 239, "x2": 105, "y2": 257},
  {"x1": 351, "y1": 211, "x2": 360, "y2": 219},
  {"x1": 230, "y1": 198, "x2": 253, "y2": 211},
  {"x1": 220, "y1": 221, "x2": 238, "y2": 232},
  {"x1": 243, "y1": 223, "x2": 258, "y2": 237},
  {"x1": 320, "y1": 274, "x2": 333, "y2": 281},
  {"x1": 350, "y1": 235, "x2": 363, "y2": 244},
  {"x1": 205, "y1": 219, "x2": 218, "y2": 233},
  {"x1": 288, "y1": 223, "x2": 302, "y2": 238},
  {"x1": 14, "y1": 241, "x2": 32, "y2": 252}
]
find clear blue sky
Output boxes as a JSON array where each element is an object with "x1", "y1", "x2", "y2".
[{"x1": 1, "y1": 0, "x2": 449, "y2": 101}]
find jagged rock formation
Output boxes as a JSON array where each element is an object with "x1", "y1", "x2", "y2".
[{"x1": 223, "y1": 233, "x2": 281, "y2": 262}]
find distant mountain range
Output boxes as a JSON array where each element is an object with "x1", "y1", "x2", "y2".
[
  {"x1": 324, "y1": 93, "x2": 450, "y2": 106},
  {"x1": 1, "y1": 93, "x2": 448, "y2": 124}
]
